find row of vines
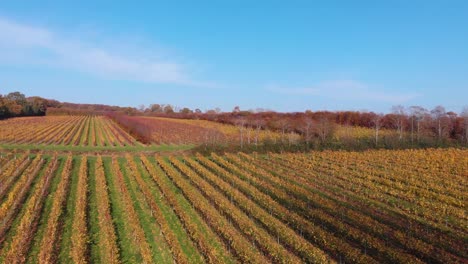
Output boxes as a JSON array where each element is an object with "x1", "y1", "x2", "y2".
[
  {"x1": 0, "y1": 148, "x2": 465, "y2": 263},
  {"x1": 0, "y1": 116, "x2": 138, "y2": 147}
]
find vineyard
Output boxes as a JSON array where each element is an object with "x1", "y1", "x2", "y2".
[
  {"x1": 110, "y1": 115, "x2": 291, "y2": 145},
  {"x1": 0, "y1": 115, "x2": 291, "y2": 147},
  {"x1": 0, "y1": 148, "x2": 466, "y2": 263},
  {"x1": 0, "y1": 116, "x2": 139, "y2": 147}
]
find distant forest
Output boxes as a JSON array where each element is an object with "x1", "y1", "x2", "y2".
[{"x1": 2, "y1": 91, "x2": 467, "y2": 148}]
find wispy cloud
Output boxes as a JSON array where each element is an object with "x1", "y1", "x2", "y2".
[
  {"x1": 0, "y1": 17, "x2": 213, "y2": 87},
  {"x1": 267, "y1": 80, "x2": 421, "y2": 104}
]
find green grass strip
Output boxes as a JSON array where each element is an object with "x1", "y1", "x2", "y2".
[
  {"x1": 134, "y1": 156, "x2": 204, "y2": 263},
  {"x1": 146, "y1": 156, "x2": 236, "y2": 264},
  {"x1": 118, "y1": 157, "x2": 173, "y2": 263},
  {"x1": 102, "y1": 157, "x2": 140, "y2": 263},
  {"x1": 86, "y1": 156, "x2": 102, "y2": 263}
]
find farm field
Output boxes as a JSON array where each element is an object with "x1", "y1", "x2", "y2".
[
  {"x1": 0, "y1": 116, "x2": 139, "y2": 147},
  {"x1": 0, "y1": 148, "x2": 466, "y2": 263},
  {"x1": 154, "y1": 117, "x2": 291, "y2": 144},
  {"x1": 0, "y1": 115, "x2": 291, "y2": 150},
  {"x1": 113, "y1": 116, "x2": 292, "y2": 145}
]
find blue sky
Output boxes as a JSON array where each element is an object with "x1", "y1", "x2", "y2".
[{"x1": 0, "y1": 1, "x2": 467, "y2": 113}]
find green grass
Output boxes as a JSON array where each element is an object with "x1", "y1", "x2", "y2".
[
  {"x1": 102, "y1": 157, "x2": 139, "y2": 263},
  {"x1": 86, "y1": 156, "x2": 102, "y2": 263},
  {"x1": 134, "y1": 156, "x2": 204, "y2": 263},
  {"x1": 118, "y1": 157, "x2": 173, "y2": 263},
  {"x1": 146, "y1": 156, "x2": 236, "y2": 264},
  {"x1": 0, "y1": 143, "x2": 194, "y2": 153}
]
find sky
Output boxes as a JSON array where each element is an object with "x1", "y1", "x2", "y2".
[{"x1": 0, "y1": 0, "x2": 467, "y2": 113}]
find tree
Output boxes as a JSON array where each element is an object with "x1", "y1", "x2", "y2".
[
  {"x1": 0, "y1": 95, "x2": 8, "y2": 118},
  {"x1": 6, "y1": 92, "x2": 26, "y2": 106},
  {"x1": 179, "y1": 107, "x2": 193, "y2": 114},
  {"x1": 391, "y1": 105, "x2": 406, "y2": 141},
  {"x1": 235, "y1": 118, "x2": 246, "y2": 148},
  {"x1": 253, "y1": 119, "x2": 265, "y2": 146},
  {"x1": 4, "y1": 100, "x2": 22, "y2": 116},
  {"x1": 299, "y1": 117, "x2": 314, "y2": 148},
  {"x1": 163, "y1": 104, "x2": 174, "y2": 114},
  {"x1": 461, "y1": 107, "x2": 468, "y2": 144},
  {"x1": 410, "y1": 106, "x2": 427, "y2": 143},
  {"x1": 150, "y1": 104, "x2": 163, "y2": 113},
  {"x1": 431, "y1": 105, "x2": 447, "y2": 141},
  {"x1": 29, "y1": 97, "x2": 47, "y2": 115},
  {"x1": 275, "y1": 119, "x2": 289, "y2": 143},
  {"x1": 371, "y1": 113, "x2": 384, "y2": 145}
]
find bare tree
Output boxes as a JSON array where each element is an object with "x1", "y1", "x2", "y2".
[
  {"x1": 315, "y1": 116, "x2": 334, "y2": 142},
  {"x1": 431, "y1": 105, "x2": 447, "y2": 141},
  {"x1": 461, "y1": 107, "x2": 468, "y2": 144},
  {"x1": 391, "y1": 105, "x2": 406, "y2": 141},
  {"x1": 253, "y1": 119, "x2": 265, "y2": 146},
  {"x1": 410, "y1": 106, "x2": 427, "y2": 143},
  {"x1": 300, "y1": 117, "x2": 315, "y2": 148},
  {"x1": 276, "y1": 119, "x2": 289, "y2": 143},
  {"x1": 247, "y1": 123, "x2": 252, "y2": 145},
  {"x1": 371, "y1": 113, "x2": 384, "y2": 145},
  {"x1": 235, "y1": 118, "x2": 246, "y2": 148}
]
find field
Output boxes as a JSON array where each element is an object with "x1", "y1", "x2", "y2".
[
  {"x1": 0, "y1": 115, "x2": 291, "y2": 149},
  {"x1": 0, "y1": 116, "x2": 139, "y2": 147},
  {"x1": 151, "y1": 117, "x2": 290, "y2": 144},
  {"x1": 0, "y1": 148, "x2": 466, "y2": 263},
  {"x1": 112, "y1": 116, "x2": 292, "y2": 145}
]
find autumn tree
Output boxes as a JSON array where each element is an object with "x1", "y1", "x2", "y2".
[
  {"x1": 150, "y1": 104, "x2": 163, "y2": 113},
  {"x1": 163, "y1": 104, "x2": 175, "y2": 114},
  {"x1": 179, "y1": 107, "x2": 193, "y2": 114}
]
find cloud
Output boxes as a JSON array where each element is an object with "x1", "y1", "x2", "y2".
[
  {"x1": 267, "y1": 80, "x2": 421, "y2": 104},
  {"x1": 0, "y1": 17, "x2": 213, "y2": 87}
]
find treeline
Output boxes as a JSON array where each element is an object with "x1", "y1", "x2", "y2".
[
  {"x1": 46, "y1": 102, "x2": 138, "y2": 116},
  {"x1": 3, "y1": 91, "x2": 466, "y2": 151},
  {"x1": 139, "y1": 104, "x2": 468, "y2": 145},
  {"x1": 109, "y1": 103, "x2": 468, "y2": 154},
  {"x1": 0, "y1": 92, "x2": 48, "y2": 119}
]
